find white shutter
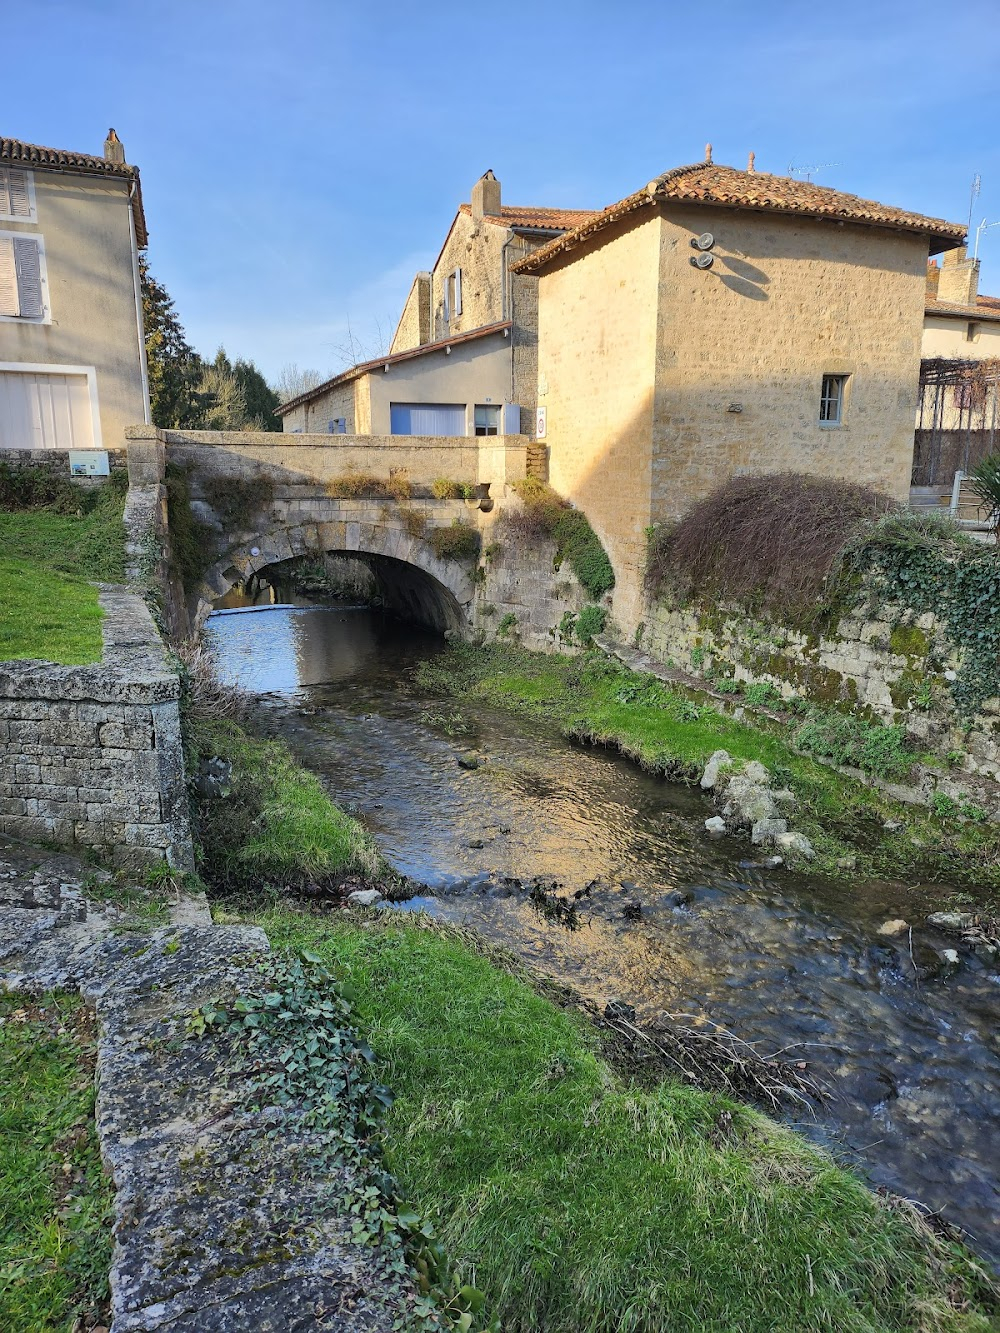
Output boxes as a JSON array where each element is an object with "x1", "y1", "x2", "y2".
[
  {"x1": 453, "y1": 267, "x2": 462, "y2": 316},
  {"x1": 0, "y1": 169, "x2": 10, "y2": 218},
  {"x1": 8, "y1": 169, "x2": 31, "y2": 218},
  {"x1": 0, "y1": 236, "x2": 18, "y2": 316},
  {"x1": 14, "y1": 238, "x2": 43, "y2": 319}
]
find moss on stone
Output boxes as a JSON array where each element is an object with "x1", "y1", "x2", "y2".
[{"x1": 889, "y1": 623, "x2": 930, "y2": 659}]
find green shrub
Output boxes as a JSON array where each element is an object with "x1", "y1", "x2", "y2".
[
  {"x1": 969, "y1": 451, "x2": 1000, "y2": 530},
  {"x1": 397, "y1": 506, "x2": 428, "y2": 537},
  {"x1": 327, "y1": 471, "x2": 412, "y2": 500},
  {"x1": 503, "y1": 479, "x2": 615, "y2": 598},
  {"x1": 0, "y1": 460, "x2": 122, "y2": 515},
  {"x1": 200, "y1": 473, "x2": 274, "y2": 531},
  {"x1": 552, "y1": 509, "x2": 615, "y2": 599},
  {"x1": 743, "y1": 681, "x2": 782, "y2": 707},
  {"x1": 794, "y1": 711, "x2": 913, "y2": 781},
  {"x1": 497, "y1": 612, "x2": 518, "y2": 637},
  {"x1": 165, "y1": 463, "x2": 216, "y2": 591},
  {"x1": 429, "y1": 519, "x2": 480, "y2": 562},
  {"x1": 574, "y1": 604, "x2": 607, "y2": 645},
  {"x1": 431, "y1": 478, "x2": 475, "y2": 500}
]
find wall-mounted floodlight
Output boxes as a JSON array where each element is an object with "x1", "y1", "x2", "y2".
[
  {"x1": 690, "y1": 251, "x2": 715, "y2": 269},
  {"x1": 690, "y1": 232, "x2": 715, "y2": 251}
]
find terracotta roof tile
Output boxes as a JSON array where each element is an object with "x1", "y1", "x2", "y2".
[
  {"x1": 458, "y1": 203, "x2": 600, "y2": 231},
  {"x1": 514, "y1": 162, "x2": 966, "y2": 274},
  {"x1": 1, "y1": 135, "x2": 147, "y2": 246},
  {"x1": 925, "y1": 295, "x2": 1000, "y2": 323},
  {"x1": 276, "y1": 321, "x2": 513, "y2": 415}
]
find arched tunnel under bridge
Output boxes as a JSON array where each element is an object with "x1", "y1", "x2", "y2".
[{"x1": 223, "y1": 549, "x2": 468, "y2": 636}]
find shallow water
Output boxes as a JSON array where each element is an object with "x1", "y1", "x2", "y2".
[{"x1": 206, "y1": 602, "x2": 1000, "y2": 1262}]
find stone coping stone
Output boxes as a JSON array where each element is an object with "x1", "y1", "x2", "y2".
[{"x1": 0, "y1": 587, "x2": 179, "y2": 704}]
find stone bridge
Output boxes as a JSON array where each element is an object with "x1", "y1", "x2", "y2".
[{"x1": 126, "y1": 427, "x2": 532, "y2": 636}]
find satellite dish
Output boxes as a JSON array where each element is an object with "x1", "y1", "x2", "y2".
[
  {"x1": 690, "y1": 232, "x2": 716, "y2": 251},
  {"x1": 690, "y1": 252, "x2": 715, "y2": 270}
]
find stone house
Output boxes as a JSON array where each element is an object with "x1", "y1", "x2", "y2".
[
  {"x1": 0, "y1": 131, "x2": 149, "y2": 455},
  {"x1": 512, "y1": 156, "x2": 966, "y2": 634},
  {"x1": 277, "y1": 173, "x2": 595, "y2": 438}
]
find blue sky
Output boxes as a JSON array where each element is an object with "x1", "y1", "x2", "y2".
[{"x1": 10, "y1": 0, "x2": 1000, "y2": 381}]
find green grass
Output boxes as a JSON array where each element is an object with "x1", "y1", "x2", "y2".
[
  {"x1": 226, "y1": 904, "x2": 997, "y2": 1333},
  {"x1": 0, "y1": 478, "x2": 127, "y2": 664},
  {"x1": 186, "y1": 716, "x2": 386, "y2": 892},
  {"x1": 0, "y1": 993, "x2": 113, "y2": 1330},
  {"x1": 416, "y1": 644, "x2": 1000, "y2": 892},
  {"x1": 0, "y1": 559, "x2": 104, "y2": 664}
]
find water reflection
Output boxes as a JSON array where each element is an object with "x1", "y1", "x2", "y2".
[{"x1": 206, "y1": 604, "x2": 1000, "y2": 1262}]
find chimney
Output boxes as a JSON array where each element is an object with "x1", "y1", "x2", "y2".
[
  {"x1": 926, "y1": 260, "x2": 940, "y2": 301},
  {"x1": 104, "y1": 128, "x2": 125, "y2": 164},
  {"x1": 937, "y1": 245, "x2": 979, "y2": 306},
  {"x1": 471, "y1": 170, "x2": 501, "y2": 222}
]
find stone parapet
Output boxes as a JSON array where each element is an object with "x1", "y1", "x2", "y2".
[{"x1": 0, "y1": 588, "x2": 193, "y2": 870}]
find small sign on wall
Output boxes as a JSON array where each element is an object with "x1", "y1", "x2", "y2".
[
  {"x1": 68, "y1": 450, "x2": 110, "y2": 477},
  {"x1": 535, "y1": 407, "x2": 547, "y2": 439}
]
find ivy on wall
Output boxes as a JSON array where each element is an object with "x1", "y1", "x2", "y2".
[{"x1": 849, "y1": 520, "x2": 1000, "y2": 718}]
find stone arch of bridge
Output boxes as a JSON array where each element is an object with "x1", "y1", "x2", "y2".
[{"x1": 194, "y1": 516, "x2": 476, "y2": 636}]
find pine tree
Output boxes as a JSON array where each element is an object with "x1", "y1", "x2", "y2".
[{"x1": 139, "y1": 256, "x2": 203, "y2": 427}]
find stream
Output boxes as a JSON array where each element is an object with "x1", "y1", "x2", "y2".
[{"x1": 206, "y1": 599, "x2": 1000, "y2": 1265}]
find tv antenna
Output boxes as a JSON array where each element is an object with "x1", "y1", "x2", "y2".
[
  {"x1": 787, "y1": 161, "x2": 839, "y2": 182},
  {"x1": 967, "y1": 173, "x2": 981, "y2": 234},
  {"x1": 974, "y1": 216, "x2": 1000, "y2": 261}
]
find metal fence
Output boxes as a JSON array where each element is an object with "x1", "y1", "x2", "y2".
[{"x1": 912, "y1": 357, "x2": 1000, "y2": 486}]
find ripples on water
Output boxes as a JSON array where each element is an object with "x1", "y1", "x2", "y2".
[{"x1": 206, "y1": 604, "x2": 1000, "y2": 1262}]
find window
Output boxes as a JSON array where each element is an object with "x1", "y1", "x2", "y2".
[
  {"x1": 966, "y1": 321, "x2": 981, "y2": 343},
  {"x1": 474, "y1": 404, "x2": 500, "y2": 436},
  {"x1": 819, "y1": 373, "x2": 847, "y2": 426},
  {"x1": 390, "y1": 402, "x2": 466, "y2": 436},
  {"x1": 0, "y1": 233, "x2": 48, "y2": 321},
  {"x1": 443, "y1": 267, "x2": 462, "y2": 322},
  {"x1": 0, "y1": 167, "x2": 35, "y2": 222}
]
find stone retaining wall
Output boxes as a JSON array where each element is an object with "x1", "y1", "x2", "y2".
[
  {"x1": 643, "y1": 601, "x2": 1000, "y2": 781},
  {"x1": 0, "y1": 588, "x2": 193, "y2": 870}
]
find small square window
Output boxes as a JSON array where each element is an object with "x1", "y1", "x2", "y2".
[
  {"x1": 474, "y1": 404, "x2": 500, "y2": 436},
  {"x1": 819, "y1": 374, "x2": 848, "y2": 426}
]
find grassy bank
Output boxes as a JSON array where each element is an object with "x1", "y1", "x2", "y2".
[
  {"x1": 414, "y1": 643, "x2": 1000, "y2": 894},
  {"x1": 189, "y1": 708, "x2": 998, "y2": 1328},
  {"x1": 185, "y1": 715, "x2": 386, "y2": 893},
  {"x1": 0, "y1": 992, "x2": 113, "y2": 1330},
  {"x1": 0, "y1": 473, "x2": 127, "y2": 664},
  {"x1": 220, "y1": 901, "x2": 997, "y2": 1333}
]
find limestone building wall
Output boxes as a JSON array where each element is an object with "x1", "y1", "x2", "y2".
[
  {"x1": 0, "y1": 588, "x2": 192, "y2": 869},
  {"x1": 535, "y1": 206, "x2": 930, "y2": 637},
  {"x1": 390, "y1": 273, "x2": 432, "y2": 353},
  {"x1": 650, "y1": 206, "x2": 927, "y2": 531},
  {"x1": 535, "y1": 214, "x2": 661, "y2": 633}
]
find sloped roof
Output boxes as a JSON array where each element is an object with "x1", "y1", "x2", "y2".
[
  {"x1": 0, "y1": 135, "x2": 147, "y2": 245},
  {"x1": 925, "y1": 294, "x2": 1000, "y2": 324},
  {"x1": 514, "y1": 161, "x2": 966, "y2": 274},
  {"x1": 275, "y1": 320, "x2": 512, "y2": 416},
  {"x1": 458, "y1": 202, "x2": 600, "y2": 231}
]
